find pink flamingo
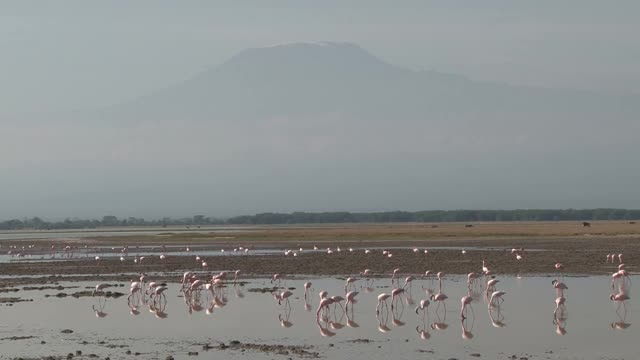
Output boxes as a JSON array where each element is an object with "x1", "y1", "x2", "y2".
[
  {"x1": 303, "y1": 282, "x2": 312, "y2": 300},
  {"x1": 345, "y1": 291, "x2": 359, "y2": 311},
  {"x1": 488, "y1": 291, "x2": 505, "y2": 308},
  {"x1": 128, "y1": 281, "x2": 142, "y2": 302},
  {"x1": 611, "y1": 293, "x2": 630, "y2": 311},
  {"x1": 430, "y1": 292, "x2": 448, "y2": 313},
  {"x1": 344, "y1": 277, "x2": 357, "y2": 292},
  {"x1": 486, "y1": 278, "x2": 499, "y2": 293},
  {"x1": 467, "y1": 272, "x2": 480, "y2": 289},
  {"x1": 391, "y1": 288, "x2": 405, "y2": 310},
  {"x1": 460, "y1": 295, "x2": 473, "y2": 319},
  {"x1": 319, "y1": 290, "x2": 328, "y2": 299},
  {"x1": 330, "y1": 295, "x2": 345, "y2": 313},
  {"x1": 403, "y1": 276, "x2": 416, "y2": 291},
  {"x1": 618, "y1": 253, "x2": 623, "y2": 264},
  {"x1": 415, "y1": 299, "x2": 430, "y2": 319},
  {"x1": 271, "y1": 273, "x2": 284, "y2": 287},
  {"x1": 360, "y1": 269, "x2": 374, "y2": 287},
  {"x1": 93, "y1": 283, "x2": 109, "y2": 296},
  {"x1": 232, "y1": 270, "x2": 241, "y2": 284},
  {"x1": 606, "y1": 254, "x2": 612, "y2": 263},
  {"x1": 376, "y1": 293, "x2": 391, "y2": 314},
  {"x1": 189, "y1": 279, "x2": 204, "y2": 293},
  {"x1": 391, "y1": 268, "x2": 401, "y2": 285},
  {"x1": 274, "y1": 290, "x2": 293, "y2": 307},
  {"x1": 422, "y1": 270, "x2": 433, "y2": 287},
  {"x1": 437, "y1": 271, "x2": 445, "y2": 292},
  {"x1": 555, "y1": 263, "x2": 564, "y2": 278},
  {"x1": 316, "y1": 297, "x2": 334, "y2": 319},
  {"x1": 552, "y1": 280, "x2": 568, "y2": 297},
  {"x1": 150, "y1": 285, "x2": 167, "y2": 304},
  {"x1": 181, "y1": 271, "x2": 193, "y2": 289}
]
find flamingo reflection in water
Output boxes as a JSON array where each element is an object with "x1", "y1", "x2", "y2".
[
  {"x1": 376, "y1": 309, "x2": 392, "y2": 333},
  {"x1": 430, "y1": 305, "x2": 448, "y2": 332},
  {"x1": 148, "y1": 298, "x2": 168, "y2": 319},
  {"x1": 328, "y1": 310, "x2": 346, "y2": 331},
  {"x1": 488, "y1": 305, "x2": 506, "y2": 328},
  {"x1": 92, "y1": 300, "x2": 108, "y2": 318},
  {"x1": 391, "y1": 304, "x2": 406, "y2": 328},
  {"x1": 278, "y1": 306, "x2": 293, "y2": 328},
  {"x1": 553, "y1": 316, "x2": 567, "y2": 336},
  {"x1": 611, "y1": 301, "x2": 631, "y2": 330},
  {"x1": 233, "y1": 284, "x2": 245, "y2": 299},
  {"x1": 610, "y1": 292, "x2": 630, "y2": 312},
  {"x1": 461, "y1": 317, "x2": 475, "y2": 340},
  {"x1": 415, "y1": 305, "x2": 431, "y2": 341},
  {"x1": 316, "y1": 319, "x2": 336, "y2": 337},
  {"x1": 92, "y1": 284, "x2": 109, "y2": 315},
  {"x1": 345, "y1": 303, "x2": 359, "y2": 329}
]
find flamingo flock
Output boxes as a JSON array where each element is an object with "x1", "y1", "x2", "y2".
[{"x1": 85, "y1": 245, "x2": 631, "y2": 341}]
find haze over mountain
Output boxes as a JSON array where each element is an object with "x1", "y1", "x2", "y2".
[{"x1": 3, "y1": 41, "x2": 639, "y2": 219}]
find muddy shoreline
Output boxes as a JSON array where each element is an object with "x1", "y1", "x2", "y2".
[{"x1": 0, "y1": 222, "x2": 637, "y2": 289}]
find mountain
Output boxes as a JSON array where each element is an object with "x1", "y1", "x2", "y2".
[{"x1": 96, "y1": 42, "x2": 640, "y2": 130}]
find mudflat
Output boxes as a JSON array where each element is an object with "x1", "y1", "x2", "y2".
[{"x1": 1, "y1": 221, "x2": 637, "y2": 285}]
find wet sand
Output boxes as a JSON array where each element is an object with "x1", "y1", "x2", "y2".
[{"x1": 0, "y1": 221, "x2": 637, "y2": 288}]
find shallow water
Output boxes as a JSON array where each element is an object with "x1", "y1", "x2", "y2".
[
  {"x1": 0, "y1": 276, "x2": 634, "y2": 360},
  {"x1": 0, "y1": 226, "x2": 257, "y2": 241}
]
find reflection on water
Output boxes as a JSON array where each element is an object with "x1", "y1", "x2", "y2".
[{"x1": 0, "y1": 276, "x2": 635, "y2": 359}]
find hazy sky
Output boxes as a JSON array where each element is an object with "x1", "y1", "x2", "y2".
[{"x1": 1, "y1": 1, "x2": 639, "y2": 219}]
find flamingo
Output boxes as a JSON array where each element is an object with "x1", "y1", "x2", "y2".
[
  {"x1": 488, "y1": 291, "x2": 505, "y2": 308},
  {"x1": 423, "y1": 270, "x2": 433, "y2": 286},
  {"x1": 128, "y1": 281, "x2": 142, "y2": 302},
  {"x1": 552, "y1": 280, "x2": 568, "y2": 297},
  {"x1": 344, "y1": 277, "x2": 357, "y2": 292},
  {"x1": 93, "y1": 284, "x2": 109, "y2": 296},
  {"x1": 610, "y1": 293, "x2": 630, "y2": 311},
  {"x1": 415, "y1": 299, "x2": 430, "y2": 319},
  {"x1": 181, "y1": 271, "x2": 193, "y2": 289},
  {"x1": 403, "y1": 276, "x2": 416, "y2": 291},
  {"x1": 360, "y1": 269, "x2": 373, "y2": 287},
  {"x1": 150, "y1": 285, "x2": 167, "y2": 304},
  {"x1": 189, "y1": 279, "x2": 204, "y2": 293},
  {"x1": 271, "y1": 273, "x2": 283, "y2": 286},
  {"x1": 618, "y1": 253, "x2": 623, "y2": 264},
  {"x1": 467, "y1": 272, "x2": 480, "y2": 289},
  {"x1": 391, "y1": 288, "x2": 405, "y2": 310},
  {"x1": 606, "y1": 254, "x2": 612, "y2": 263},
  {"x1": 330, "y1": 295, "x2": 345, "y2": 313},
  {"x1": 482, "y1": 260, "x2": 489, "y2": 275},
  {"x1": 430, "y1": 292, "x2": 448, "y2": 313},
  {"x1": 232, "y1": 270, "x2": 241, "y2": 284},
  {"x1": 555, "y1": 263, "x2": 564, "y2": 278},
  {"x1": 391, "y1": 268, "x2": 401, "y2": 285},
  {"x1": 316, "y1": 297, "x2": 334, "y2": 319},
  {"x1": 376, "y1": 293, "x2": 391, "y2": 314},
  {"x1": 460, "y1": 295, "x2": 473, "y2": 319},
  {"x1": 274, "y1": 290, "x2": 293, "y2": 307},
  {"x1": 303, "y1": 282, "x2": 312, "y2": 299},
  {"x1": 345, "y1": 291, "x2": 359, "y2": 311},
  {"x1": 436, "y1": 271, "x2": 445, "y2": 292}
]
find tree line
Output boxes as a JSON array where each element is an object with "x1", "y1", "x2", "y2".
[{"x1": 2, "y1": 209, "x2": 640, "y2": 230}]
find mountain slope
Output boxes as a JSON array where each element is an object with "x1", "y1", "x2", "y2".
[{"x1": 97, "y1": 42, "x2": 639, "y2": 129}]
